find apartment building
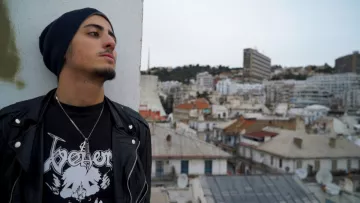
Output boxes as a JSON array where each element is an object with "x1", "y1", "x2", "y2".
[
  {"x1": 196, "y1": 71, "x2": 214, "y2": 91},
  {"x1": 335, "y1": 51, "x2": 360, "y2": 74},
  {"x1": 243, "y1": 48, "x2": 271, "y2": 83}
]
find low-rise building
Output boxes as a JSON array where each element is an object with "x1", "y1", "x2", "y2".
[
  {"x1": 229, "y1": 103, "x2": 271, "y2": 118},
  {"x1": 151, "y1": 124, "x2": 231, "y2": 178},
  {"x1": 173, "y1": 98, "x2": 211, "y2": 122},
  {"x1": 238, "y1": 129, "x2": 360, "y2": 174},
  {"x1": 211, "y1": 104, "x2": 229, "y2": 119},
  {"x1": 213, "y1": 115, "x2": 296, "y2": 153}
]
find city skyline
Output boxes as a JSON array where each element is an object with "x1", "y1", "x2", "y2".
[{"x1": 140, "y1": 0, "x2": 360, "y2": 70}]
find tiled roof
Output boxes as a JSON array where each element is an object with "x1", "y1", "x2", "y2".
[
  {"x1": 151, "y1": 124, "x2": 231, "y2": 159},
  {"x1": 214, "y1": 120, "x2": 237, "y2": 129},
  {"x1": 223, "y1": 117, "x2": 257, "y2": 134},
  {"x1": 244, "y1": 131, "x2": 278, "y2": 138},
  {"x1": 175, "y1": 98, "x2": 210, "y2": 110}
]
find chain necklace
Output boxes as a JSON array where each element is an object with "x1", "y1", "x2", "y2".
[{"x1": 55, "y1": 95, "x2": 104, "y2": 167}]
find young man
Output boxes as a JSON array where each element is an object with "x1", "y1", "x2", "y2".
[{"x1": 0, "y1": 8, "x2": 151, "y2": 203}]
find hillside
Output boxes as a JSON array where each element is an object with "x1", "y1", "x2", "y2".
[{"x1": 141, "y1": 64, "x2": 233, "y2": 83}]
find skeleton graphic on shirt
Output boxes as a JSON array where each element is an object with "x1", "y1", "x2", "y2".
[{"x1": 44, "y1": 132, "x2": 112, "y2": 202}]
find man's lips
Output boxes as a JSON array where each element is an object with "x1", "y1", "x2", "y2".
[{"x1": 100, "y1": 53, "x2": 114, "y2": 60}]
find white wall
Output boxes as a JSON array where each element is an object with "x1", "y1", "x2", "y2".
[
  {"x1": 244, "y1": 148, "x2": 360, "y2": 173},
  {"x1": 1, "y1": 0, "x2": 142, "y2": 110},
  {"x1": 240, "y1": 137, "x2": 261, "y2": 146},
  {"x1": 212, "y1": 160, "x2": 227, "y2": 175},
  {"x1": 152, "y1": 159, "x2": 228, "y2": 176}
]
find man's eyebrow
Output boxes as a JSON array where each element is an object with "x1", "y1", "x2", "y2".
[{"x1": 83, "y1": 23, "x2": 117, "y2": 42}]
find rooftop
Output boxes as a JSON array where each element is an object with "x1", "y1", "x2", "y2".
[
  {"x1": 151, "y1": 124, "x2": 232, "y2": 159},
  {"x1": 244, "y1": 131, "x2": 278, "y2": 138},
  {"x1": 214, "y1": 119, "x2": 237, "y2": 129},
  {"x1": 175, "y1": 98, "x2": 210, "y2": 110},
  {"x1": 304, "y1": 105, "x2": 330, "y2": 111},
  {"x1": 199, "y1": 175, "x2": 319, "y2": 203},
  {"x1": 257, "y1": 129, "x2": 360, "y2": 159}
]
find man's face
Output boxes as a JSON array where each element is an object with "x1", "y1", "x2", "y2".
[{"x1": 65, "y1": 15, "x2": 117, "y2": 80}]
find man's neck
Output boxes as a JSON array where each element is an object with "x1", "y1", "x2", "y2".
[{"x1": 56, "y1": 68, "x2": 105, "y2": 107}]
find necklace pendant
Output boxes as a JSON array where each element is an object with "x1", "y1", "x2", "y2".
[
  {"x1": 84, "y1": 140, "x2": 90, "y2": 156},
  {"x1": 81, "y1": 139, "x2": 92, "y2": 171}
]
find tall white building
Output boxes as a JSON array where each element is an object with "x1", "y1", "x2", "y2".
[
  {"x1": 216, "y1": 79, "x2": 264, "y2": 95},
  {"x1": 158, "y1": 81, "x2": 182, "y2": 95},
  {"x1": 306, "y1": 73, "x2": 360, "y2": 109},
  {"x1": 196, "y1": 72, "x2": 214, "y2": 91}
]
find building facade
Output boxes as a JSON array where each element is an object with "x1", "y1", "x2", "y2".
[
  {"x1": 243, "y1": 48, "x2": 271, "y2": 83},
  {"x1": 306, "y1": 73, "x2": 360, "y2": 109},
  {"x1": 238, "y1": 132, "x2": 360, "y2": 174},
  {"x1": 196, "y1": 72, "x2": 214, "y2": 91},
  {"x1": 151, "y1": 124, "x2": 231, "y2": 178},
  {"x1": 335, "y1": 51, "x2": 360, "y2": 74}
]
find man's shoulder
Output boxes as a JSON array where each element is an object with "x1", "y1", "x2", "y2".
[
  {"x1": 0, "y1": 96, "x2": 45, "y2": 119},
  {"x1": 111, "y1": 102, "x2": 149, "y2": 129}
]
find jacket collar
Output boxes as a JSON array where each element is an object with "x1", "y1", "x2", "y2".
[{"x1": 10, "y1": 88, "x2": 128, "y2": 171}]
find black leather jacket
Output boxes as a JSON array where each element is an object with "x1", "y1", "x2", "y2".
[{"x1": 0, "y1": 89, "x2": 151, "y2": 203}]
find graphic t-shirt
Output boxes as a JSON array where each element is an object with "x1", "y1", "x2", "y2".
[{"x1": 43, "y1": 98, "x2": 114, "y2": 203}]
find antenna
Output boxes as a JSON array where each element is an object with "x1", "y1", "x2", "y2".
[
  {"x1": 147, "y1": 47, "x2": 151, "y2": 71},
  {"x1": 295, "y1": 168, "x2": 308, "y2": 180},
  {"x1": 316, "y1": 168, "x2": 333, "y2": 185},
  {"x1": 177, "y1": 174, "x2": 189, "y2": 189}
]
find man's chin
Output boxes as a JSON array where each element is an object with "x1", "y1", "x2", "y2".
[{"x1": 93, "y1": 68, "x2": 116, "y2": 81}]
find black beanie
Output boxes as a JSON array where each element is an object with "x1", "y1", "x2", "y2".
[{"x1": 39, "y1": 8, "x2": 114, "y2": 76}]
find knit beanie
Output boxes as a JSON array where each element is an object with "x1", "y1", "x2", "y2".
[{"x1": 39, "y1": 8, "x2": 114, "y2": 76}]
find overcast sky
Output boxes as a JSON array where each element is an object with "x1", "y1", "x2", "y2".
[{"x1": 140, "y1": 0, "x2": 359, "y2": 70}]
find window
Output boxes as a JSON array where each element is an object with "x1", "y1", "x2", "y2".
[
  {"x1": 181, "y1": 160, "x2": 189, "y2": 174},
  {"x1": 279, "y1": 159, "x2": 283, "y2": 168},
  {"x1": 204, "y1": 160, "x2": 213, "y2": 175},
  {"x1": 271, "y1": 156, "x2": 274, "y2": 165},
  {"x1": 332, "y1": 160, "x2": 337, "y2": 171},
  {"x1": 296, "y1": 160, "x2": 302, "y2": 169},
  {"x1": 155, "y1": 161, "x2": 164, "y2": 177},
  {"x1": 205, "y1": 134, "x2": 210, "y2": 142},
  {"x1": 347, "y1": 159, "x2": 351, "y2": 170},
  {"x1": 315, "y1": 160, "x2": 320, "y2": 171}
]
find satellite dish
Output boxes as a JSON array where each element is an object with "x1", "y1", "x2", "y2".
[
  {"x1": 295, "y1": 168, "x2": 308, "y2": 180},
  {"x1": 343, "y1": 178, "x2": 354, "y2": 192},
  {"x1": 316, "y1": 169, "x2": 333, "y2": 185},
  {"x1": 325, "y1": 183, "x2": 341, "y2": 195},
  {"x1": 177, "y1": 174, "x2": 188, "y2": 189}
]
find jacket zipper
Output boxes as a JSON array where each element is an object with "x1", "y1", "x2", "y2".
[
  {"x1": 135, "y1": 139, "x2": 149, "y2": 203},
  {"x1": 137, "y1": 180, "x2": 148, "y2": 203},
  {"x1": 9, "y1": 170, "x2": 22, "y2": 203},
  {"x1": 127, "y1": 140, "x2": 141, "y2": 203}
]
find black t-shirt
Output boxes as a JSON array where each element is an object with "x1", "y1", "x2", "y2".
[{"x1": 43, "y1": 97, "x2": 114, "y2": 203}]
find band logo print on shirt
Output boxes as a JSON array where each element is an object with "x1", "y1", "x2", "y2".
[{"x1": 44, "y1": 132, "x2": 113, "y2": 203}]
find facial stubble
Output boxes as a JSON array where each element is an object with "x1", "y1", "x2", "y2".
[{"x1": 66, "y1": 45, "x2": 116, "y2": 82}]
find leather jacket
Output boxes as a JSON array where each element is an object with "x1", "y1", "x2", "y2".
[{"x1": 0, "y1": 89, "x2": 151, "y2": 203}]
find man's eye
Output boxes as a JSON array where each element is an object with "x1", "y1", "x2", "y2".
[{"x1": 88, "y1": 32, "x2": 99, "y2": 37}]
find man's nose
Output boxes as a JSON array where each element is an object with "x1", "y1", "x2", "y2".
[{"x1": 103, "y1": 34, "x2": 116, "y2": 51}]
